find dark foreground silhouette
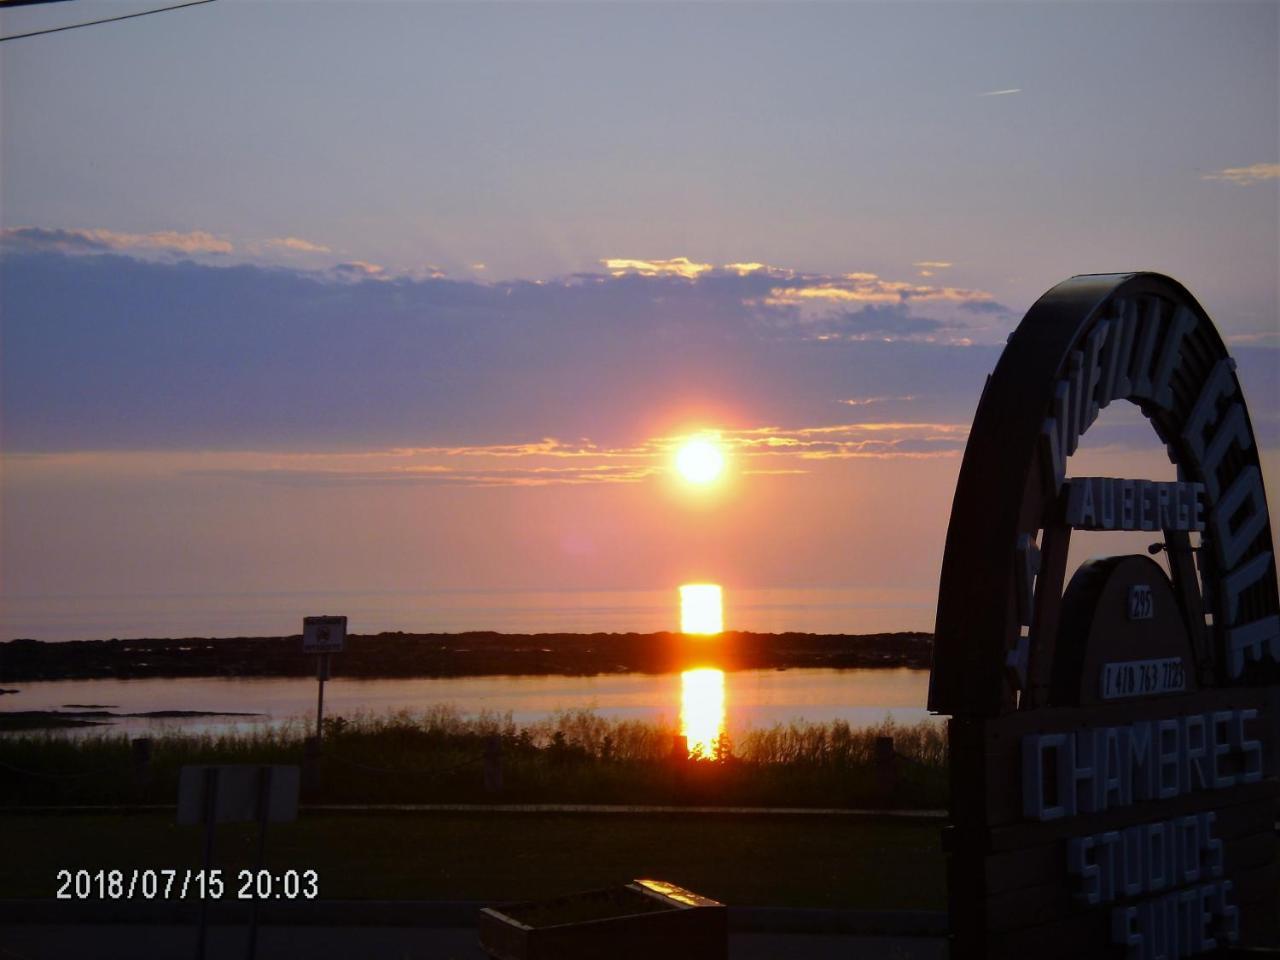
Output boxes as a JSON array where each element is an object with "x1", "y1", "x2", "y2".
[{"x1": 0, "y1": 631, "x2": 932, "y2": 681}]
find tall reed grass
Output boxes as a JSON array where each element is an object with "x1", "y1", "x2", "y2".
[{"x1": 0, "y1": 709, "x2": 947, "y2": 809}]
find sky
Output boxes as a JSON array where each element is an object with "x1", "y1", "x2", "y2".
[{"x1": 1, "y1": 1, "x2": 1277, "y2": 640}]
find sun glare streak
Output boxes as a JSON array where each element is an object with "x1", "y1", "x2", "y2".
[
  {"x1": 681, "y1": 668, "x2": 726, "y2": 759},
  {"x1": 680, "y1": 584, "x2": 723, "y2": 634}
]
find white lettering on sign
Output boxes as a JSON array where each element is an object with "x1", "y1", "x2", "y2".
[
  {"x1": 1101, "y1": 658, "x2": 1185, "y2": 700},
  {"x1": 1182, "y1": 358, "x2": 1238, "y2": 498},
  {"x1": 1151, "y1": 308, "x2": 1195, "y2": 411},
  {"x1": 1127, "y1": 586, "x2": 1155, "y2": 621},
  {"x1": 1039, "y1": 302, "x2": 1197, "y2": 500},
  {"x1": 1210, "y1": 466, "x2": 1267, "y2": 571},
  {"x1": 1024, "y1": 706, "x2": 1257, "y2": 959},
  {"x1": 1226, "y1": 615, "x2": 1280, "y2": 680},
  {"x1": 1109, "y1": 880, "x2": 1238, "y2": 959},
  {"x1": 1021, "y1": 709, "x2": 1262, "y2": 821},
  {"x1": 1069, "y1": 812, "x2": 1223, "y2": 906},
  {"x1": 1064, "y1": 479, "x2": 1205, "y2": 532}
]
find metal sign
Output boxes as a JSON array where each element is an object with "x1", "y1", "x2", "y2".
[
  {"x1": 929, "y1": 273, "x2": 1278, "y2": 959},
  {"x1": 302, "y1": 615, "x2": 346, "y2": 653},
  {"x1": 177, "y1": 764, "x2": 300, "y2": 825}
]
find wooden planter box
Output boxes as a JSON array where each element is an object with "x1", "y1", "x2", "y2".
[{"x1": 478, "y1": 879, "x2": 727, "y2": 960}]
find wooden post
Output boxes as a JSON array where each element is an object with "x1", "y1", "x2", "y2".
[
  {"x1": 484, "y1": 735, "x2": 503, "y2": 794},
  {"x1": 131, "y1": 737, "x2": 152, "y2": 794},
  {"x1": 874, "y1": 735, "x2": 897, "y2": 801},
  {"x1": 669, "y1": 734, "x2": 688, "y2": 762},
  {"x1": 195, "y1": 766, "x2": 219, "y2": 960},
  {"x1": 245, "y1": 766, "x2": 272, "y2": 960},
  {"x1": 302, "y1": 736, "x2": 320, "y2": 797}
]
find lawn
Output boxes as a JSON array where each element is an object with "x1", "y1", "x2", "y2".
[{"x1": 1, "y1": 811, "x2": 945, "y2": 910}]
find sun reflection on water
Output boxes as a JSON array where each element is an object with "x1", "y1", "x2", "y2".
[{"x1": 680, "y1": 667, "x2": 726, "y2": 759}]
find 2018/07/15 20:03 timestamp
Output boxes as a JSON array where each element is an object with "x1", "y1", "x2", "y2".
[{"x1": 56, "y1": 868, "x2": 319, "y2": 900}]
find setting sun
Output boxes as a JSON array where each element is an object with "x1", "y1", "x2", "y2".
[
  {"x1": 674, "y1": 437, "x2": 725, "y2": 485},
  {"x1": 679, "y1": 583, "x2": 723, "y2": 634}
]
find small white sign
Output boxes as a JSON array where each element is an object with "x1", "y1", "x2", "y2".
[
  {"x1": 1100, "y1": 657, "x2": 1186, "y2": 700},
  {"x1": 1127, "y1": 584, "x2": 1154, "y2": 620},
  {"x1": 303, "y1": 615, "x2": 346, "y2": 653}
]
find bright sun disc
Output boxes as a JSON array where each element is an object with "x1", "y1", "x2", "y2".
[
  {"x1": 675, "y1": 438, "x2": 725, "y2": 485},
  {"x1": 680, "y1": 584, "x2": 723, "y2": 634}
]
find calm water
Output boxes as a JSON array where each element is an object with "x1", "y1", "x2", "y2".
[{"x1": 2, "y1": 668, "x2": 936, "y2": 742}]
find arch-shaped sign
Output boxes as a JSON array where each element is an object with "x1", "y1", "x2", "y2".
[
  {"x1": 930, "y1": 272, "x2": 1278, "y2": 718},
  {"x1": 931, "y1": 273, "x2": 1280, "y2": 959}
]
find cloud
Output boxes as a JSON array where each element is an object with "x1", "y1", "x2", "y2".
[
  {"x1": 840, "y1": 394, "x2": 919, "y2": 407},
  {"x1": 603, "y1": 257, "x2": 714, "y2": 279},
  {"x1": 721, "y1": 421, "x2": 969, "y2": 460},
  {"x1": 913, "y1": 260, "x2": 952, "y2": 278},
  {"x1": 721, "y1": 262, "x2": 796, "y2": 278},
  {"x1": 0, "y1": 226, "x2": 232, "y2": 255},
  {"x1": 332, "y1": 260, "x2": 385, "y2": 278},
  {"x1": 1201, "y1": 163, "x2": 1280, "y2": 186},
  {"x1": 810, "y1": 304, "x2": 949, "y2": 342},
  {"x1": 171, "y1": 416, "x2": 974, "y2": 489},
  {"x1": 979, "y1": 88, "x2": 1021, "y2": 97},
  {"x1": 190, "y1": 462, "x2": 661, "y2": 488},
  {"x1": 1226, "y1": 331, "x2": 1280, "y2": 345},
  {"x1": 261, "y1": 236, "x2": 331, "y2": 254},
  {"x1": 0, "y1": 226, "x2": 113, "y2": 253},
  {"x1": 0, "y1": 246, "x2": 1015, "y2": 453},
  {"x1": 761, "y1": 272, "x2": 999, "y2": 313}
]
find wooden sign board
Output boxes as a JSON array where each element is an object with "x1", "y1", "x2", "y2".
[
  {"x1": 302, "y1": 615, "x2": 346, "y2": 654},
  {"x1": 929, "y1": 274, "x2": 1279, "y2": 959}
]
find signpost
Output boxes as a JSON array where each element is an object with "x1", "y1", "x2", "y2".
[
  {"x1": 302, "y1": 615, "x2": 345, "y2": 741},
  {"x1": 929, "y1": 273, "x2": 1278, "y2": 959},
  {"x1": 177, "y1": 765, "x2": 300, "y2": 960}
]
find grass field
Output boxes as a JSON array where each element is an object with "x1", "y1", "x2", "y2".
[{"x1": 0, "y1": 811, "x2": 946, "y2": 910}]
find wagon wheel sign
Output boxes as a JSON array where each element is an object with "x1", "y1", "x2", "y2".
[{"x1": 929, "y1": 273, "x2": 1279, "y2": 959}]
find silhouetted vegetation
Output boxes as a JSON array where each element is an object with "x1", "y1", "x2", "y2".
[
  {"x1": 0, "y1": 631, "x2": 933, "y2": 681},
  {"x1": 0, "y1": 709, "x2": 946, "y2": 809}
]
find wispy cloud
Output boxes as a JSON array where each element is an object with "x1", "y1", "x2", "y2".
[
  {"x1": 722, "y1": 421, "x2": 968, "y2": 460},
  {"x1": 979, "y1": 88, "x2": 1021, "y2": 97},
  {"x1": 840, "y1": 394, "x2": 919, "y2": 407},
  {"x1": 1201, "y1": 163, "x2": 1280, "y2": 186},
  {"x1": 602, "y1": 257, "x2": 714, "y2": 279},
  {"x1": 96, "y1": 418, "x2": 972, "y2": 490},
  {"x1": 0, "y1": 226, "x2": 232, "y2": 255},
  {"x1": 192, "y1": 462, "x2": 661, "y2": 488},
  {"x1": 913, "y1": 259, "x2": 952, "y2": 278},
  {"x1": 760, "y1": 272, "x2": 998, "y2": 316},
  {"x1": 260, "y1": 236, "x2": 331, "y2": 254},
  {"x1": 332, "y1": 260, "x2": 385, "y2": 278},
  {"x1": 1225, "y1": 330, "x2": 1280, "y2": 345}
]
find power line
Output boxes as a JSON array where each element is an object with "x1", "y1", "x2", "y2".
[
  {"x1": 0, "y1": 1, "x2": 85, "y2": 9},
  {"x1": 0, "y1": 0, "x2": 215, "y2": 42}
]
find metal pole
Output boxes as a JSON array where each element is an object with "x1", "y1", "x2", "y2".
[
  {"x1": 245, "y1": 766, "x2": 272, "y2": 960},
  {"x1": 196, "y1": 767, "x2": 219, "y2": 960},
  {"x1": 315, "y1": 653, "x2": 327, "y2": 741}
]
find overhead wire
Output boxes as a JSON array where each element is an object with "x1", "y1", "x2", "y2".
[{"x1": 0, "y1": 0, "x2": 215, "y2": 43}]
